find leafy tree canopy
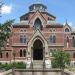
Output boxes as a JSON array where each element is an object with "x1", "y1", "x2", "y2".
[
  {"x1": 51, "y1": 50, "x2": 70, "y2": 69},
  {"x1": 0, "y1": 19, "x2": 14, "y2": 48}
]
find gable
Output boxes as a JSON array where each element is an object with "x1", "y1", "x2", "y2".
[
  {"x1": 29, "y1": 11, "x2": 47, "y2": 26},
  {"x1": 28, "y1": 30, "x2": 48, "y2": 47}
]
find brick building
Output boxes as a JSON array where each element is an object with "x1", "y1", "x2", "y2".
[{"x1": 1, "y1": 3, "x2": 75, "y2": 67}]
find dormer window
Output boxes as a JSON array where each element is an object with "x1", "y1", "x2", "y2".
[
  {"x1": 34, "y1": 18, "x2": 42, "y2": 30},
  {"x1": 20, "y1": 29, "x2": 23, "y2": 32},
  {"x1": 65, "y1": 28, "x2": 70, "y2": 32},
  {"x1": 24, "y1": 16, "x2": 28, "y2": 20},
  {"x1": 48, "y1": 17, "x2": 51, "y2": 20}
]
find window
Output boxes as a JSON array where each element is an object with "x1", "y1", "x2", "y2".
[
  {"x1": 20, "y1": 49, "x2": 22, "y2": 57},
  {"x1": 66, "y1": 36, "x2": 69, "y2": 42},
  {"x1": 20, "y1": 35, "x2": 23, "y2": 43},
  {"x1": 20, "y1": 29, "x2": 23, "y2": 32},
  {"x1": 48, "y1": 17, "x2": 51, "y2": 20},
  {"x1": 6, "y1": 52, "x2": 8, "y2": 58},
  {"x1": 50, "y1": 29, "x2": 52, "y2": 32},
  {"x1": 34, "y1": 18, "x2": 42, "y2": 30},
  {"x1": 53, "y1": 36, "x2": 56, "y2": 43},
  {"x1": 24, "y1": 17, "x2": 28, "y2": 20},
  {"x1": 23, "y1": 49, "x2": 26, "y2": 57},
  {"x1": 24, "y1": 35, "x2": 26, "y2": 43},
  {"x1": 50, "y1": 28, "x2": 56, "y2": 32},
  {"x1": 53, "y1": 29, "x2": 55, "y2": 32},
  {"x1": 20, "y1": 49, "x2": 26, "y2": 57},
  {"x1": 49, "y1": 35, "x2": 53, "y2": 43},
  {"x1": 72, "y1": 36, "x2": 75, "y2": 47},
  {"x1": 73, "y1": 53, "x2": 75, "y2": 58},
  {"x1": 49, "y1": 35, "x2": 56, "y2": 43},
  {"x1": 20, "y1": 35, "x2": 26, "y2": 43},
  {"x1": 65, "y1": 28, "x2": 69, "y2": 32}
]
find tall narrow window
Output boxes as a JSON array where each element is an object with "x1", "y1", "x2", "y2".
[
  {"x1": 66, "y1": 36, "x2": 69, "y2": 42},
  {"x1": 6, "y1": 52, "x2": 8, "y2": 58},
  {"x1": 53, "y1": 36, "x2": 56, "y2": 43},
  {"x1": 34, "y1": 18, "x2": 42, "y2": 30},
  {"x1": 23, "y1": 49, "x2": 26, "y2": 57},
  {"x1": 24, "y1": 35, "x2": 26, "y2": 43},
  {"x1": 49, "y1": 35, "x2": 56, "y2": 43},
  {"x1": 72, "y1": 36, "x2": 75, "y2": 47},
  {"x1": 20, "y1": 35, "x2": 26, "y2": 43},
  {"x1": 49, "y1": 35, "x2": 53, "y2": 43},
  {"x1": 20, "y1": 35, "x2": 23, "y2": 43},
  {"x1": 66, "y1": 36, "x2": 69, "y2": 48},
  {"x1": 20, "y1": 49, "x2": 22, "y2": 57}
]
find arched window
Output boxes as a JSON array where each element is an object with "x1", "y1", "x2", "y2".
[
  {"x1": 53, "y1": 36, "x2": 56, "y2": 43},
  {"x1": 72, "y1": 36, "x2": 75, "y2": 47},
  {"x1": 20, "y1": 35, "x2": 23, "y2": 43},
  {"x1": 65, "y1": 28, "x2": 69, "y2": 32},
  {"x1": 73, "y1": 53, "x2": 75, "y2": 58},
  {"x1": 6, "y1": 52, "x2": 8, "y2": 58},
  {"x1": 66, "y1": 36, "x2": 69, "y2": 42},
  {"x1": 20, "y1": 49, "x2": 22, "y2": 57},
  {"x1": 23, "y1": 49, "x2": 26, "y2": 57},
  {"x1": 24, "y1": 35, "x2": 26, "y2": 43},
  {"x1": 34, "y1": 18, "x2": 42, "y2": 30},
  {"x1": 49, "y1": 35, "x2": 53, "y2": 43},
  {"x1": 20, "y1": 29, "x2": 23, "y2": 32},
  {"x1": 49, "y1": 35, "x2": 56, "y2": 43}
]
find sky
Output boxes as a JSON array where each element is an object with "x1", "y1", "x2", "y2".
[{"x1": 0, "y1": 0, "x2": 75, "y2": 28}]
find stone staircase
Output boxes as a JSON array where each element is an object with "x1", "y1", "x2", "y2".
[{"x1": 33, "y1": 60, "x2": 44, "y2": 69}]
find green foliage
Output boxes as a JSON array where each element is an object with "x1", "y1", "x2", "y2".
[
  {"x1": 0, "y1": 19, "x2": 14, "y2": 49},
  {"x1": 51, "y1": 50, "x2": 70, "y2": 69},
  {"x1": 0, "y1": 62, "x2": 26, "y2": 71},
  {"x1": 14, "y1": 62, "x2": 26, "y2": 69}
]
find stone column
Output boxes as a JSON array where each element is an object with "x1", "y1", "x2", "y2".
[
  {"x1": 31, "y1": 47, "x2": 33, "y2": 69},
  {"x1": 43, "y1": 47, "x2": 45, "y2": 69}
]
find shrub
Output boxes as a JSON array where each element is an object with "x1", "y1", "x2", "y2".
[{"x1": 0, "y1": 62, "x2": 26, "y2": 71}]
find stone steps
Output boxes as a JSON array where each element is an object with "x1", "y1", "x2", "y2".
[{"x1": 33, "y1": 60, "x2": 43, "y2": 69}]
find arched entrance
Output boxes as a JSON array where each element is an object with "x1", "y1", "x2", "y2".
[{"x1": 33, "y1": 39, "x2": 43, "y2": 60}]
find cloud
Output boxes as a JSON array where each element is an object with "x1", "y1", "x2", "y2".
[
  {"x1": 1, "y1": 5, "x2": 12, "y2": 14},
  {"x1": 68, "y1": 22, "x2": 72, "y2": 26}
]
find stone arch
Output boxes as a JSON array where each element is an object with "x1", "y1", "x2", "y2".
[
  {"x1": 28, "y1": 30, "x2": 48, "y2": 59},
  {"x1": 32, "y1": 36, "x2": 45, "y2": 47},
  {"x1": 33, "y1": 39, "x2": 43, "y2": 60}
]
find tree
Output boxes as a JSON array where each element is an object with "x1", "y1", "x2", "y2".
[
  {"x1": 51, "y1": 50, "x2": 70, "y2": 75},
  {"x1": 51, "y1": 50, "x2": 70, "y2": 68},
  {"x1": 0, "y1": 20, "x2": 14, "y2": 52}
]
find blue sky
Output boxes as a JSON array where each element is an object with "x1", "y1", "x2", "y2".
[{"x1": 0, "y1": 0, "x2": 75, "y2": 28}]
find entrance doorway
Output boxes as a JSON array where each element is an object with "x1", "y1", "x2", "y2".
[{"x1": 33, "y1": 39, "x2": 43, "y2": 60}]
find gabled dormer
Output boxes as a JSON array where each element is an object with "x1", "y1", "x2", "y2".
[{"x1": 64, "y1": 22, "x2": 72, "y2": 32}]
